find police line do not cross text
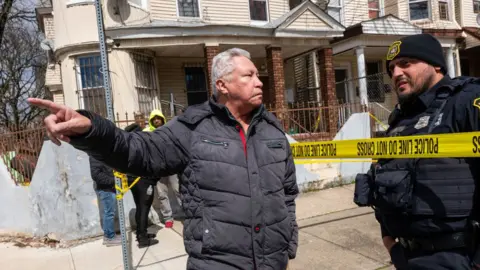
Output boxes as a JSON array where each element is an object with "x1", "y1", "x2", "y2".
[{"x1": 290, "y1": 132, "x2": 480, "y2": 159}]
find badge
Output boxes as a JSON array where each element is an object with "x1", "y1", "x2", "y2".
[
  {"x1": 414, "y1": 115, "x2": 430, "y2": 129},
  {"x1": 387, "y1": 41, "x2": 402, "y2": 61},
  {"x1": 434, "y1": 113, "x2": 443, "y2": 127},
  {"x1": 473, "y1": 97, "x2": 480, "y2": 110}
]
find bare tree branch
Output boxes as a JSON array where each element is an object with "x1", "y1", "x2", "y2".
[{"x1": 0, "y1": 24, "x2": 49, "y2": 129}]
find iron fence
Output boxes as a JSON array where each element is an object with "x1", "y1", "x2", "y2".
[
  {"x1": 0, "y1": 125, "x2": 46, "y2": 186},
  {"x1": 335, "y1": 72, "x2": 396, "y2": 136},
  {"x1": 266, "y1": 102, "x2": 366, "y2": 141}
]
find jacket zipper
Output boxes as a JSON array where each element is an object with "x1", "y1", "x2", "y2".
[{"x1": 201, "y1": 139, "x2": 229, "y2": 148}]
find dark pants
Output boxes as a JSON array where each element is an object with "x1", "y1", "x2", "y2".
[
  {"x1": 391, "y1": 243, "x2": 471, "y2": 269},
  {"x1": 130, "y1": 178, "x2": 155, "y2": 239}
]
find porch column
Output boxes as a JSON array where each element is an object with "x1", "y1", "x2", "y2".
[
  {"x1": 204, "y1": 44, "x2": 220, "y2": 97},
  {"x1": 317, "y1": 47, "x2": 338, "y2": 134},
  {"x1": 355, "y1": 46, "x2": 368, "y2": 107},
  {"x1": 266, "y1": 46, "x2": 285, "y2": 110},
  {"x1": 446, "y1": 45, "x2": 456, "y2": 78}
]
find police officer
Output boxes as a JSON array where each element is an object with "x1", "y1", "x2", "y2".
[{"x1": 353, "y1": 33, "x2": 480, "y2": 269}]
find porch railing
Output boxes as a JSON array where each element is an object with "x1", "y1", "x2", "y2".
[{"x1": 266, "y1": 102, "x2": 367, "y2": 141}]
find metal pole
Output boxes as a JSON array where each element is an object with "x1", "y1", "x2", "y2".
[{"x1": 93, "y1": 1, "x2": 131, "y2": 269}]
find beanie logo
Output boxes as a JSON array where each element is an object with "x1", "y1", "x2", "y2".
[{"x1": 387, "y1": 41, "x2": 402, "y2": 60}]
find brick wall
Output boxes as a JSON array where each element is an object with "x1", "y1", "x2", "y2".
[
  {"x1": 266, "y1": 46, "x2": 285, "y2": 110},
  {"x1": 317, "y1": 48, "x2": 338, "y2": 134},
  {"x1": 43, "y1": 14, "x2": 62, "y2": 87},
  {"x1": 204, "y1": 45, "x2": 220, "y2": 97},
  {"x1": 44, "y1": 15, "x2": 55, "y2": 39}
]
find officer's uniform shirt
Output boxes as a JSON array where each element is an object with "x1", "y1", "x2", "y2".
[{"x1": 376, "y1": 75, "x2": 480, "y2": 239}]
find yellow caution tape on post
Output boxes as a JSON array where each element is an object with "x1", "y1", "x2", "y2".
[
  {"x1": 113, "y1": 171, "x2": 141, "y2": 200},
  {"x1": 291, "y1": 131, "x2": 480, "y2": 159}
]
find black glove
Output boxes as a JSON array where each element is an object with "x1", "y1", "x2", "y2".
[{"x1": 390, "y1": 242, "x2": 409, "y2": 270}]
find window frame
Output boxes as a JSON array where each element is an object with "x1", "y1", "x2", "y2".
[
  {"x1": 74, "y1": 54, "x2": 107, "y2": 115},
  {"x1": 474, "y1": 0, "x2": 480, "y2": 14},
  {"x1": 327, "y1": 0, "x2": 344, "y2": 24},
  {"x1": 408, "y1": 0, "x2": 431, "y2": 21},
  {"x1": 176, "y1": 0, "x2": 202, "y2": 19},
  {"x1": 368, "y1": 0, "x2": 382, "y2": 19},
  {"x1": 438, "y1": 0, "x2": 449, "y2": 21},
  {"x1": 249, "y1": 0, "x2": 270, "y2": 24},
  {"x1": 131, "y1": 52, "x2": 161, "y2": 117}
]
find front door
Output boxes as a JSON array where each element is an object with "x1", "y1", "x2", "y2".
[
  {"x1": 184, "y1": 67, "x2": 208, "y2": 106},
  {"x1": 335, "y1": 69, "x2": 348, "y2": 104}
]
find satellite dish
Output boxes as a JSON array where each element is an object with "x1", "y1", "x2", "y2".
[
  {"x1": 40, "y1": 39, "x2": 54, "y2": 51},
  {"x1": 477, "y1": 14, "x2": 480, "y2": 26}
]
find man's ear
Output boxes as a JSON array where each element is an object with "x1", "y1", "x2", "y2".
[
  {"x1": 215, "y1": 79, "x2": 229, "y2": 95},
  {"x1": 434, "y1": 66, "x2": 442, "y2": 73}
]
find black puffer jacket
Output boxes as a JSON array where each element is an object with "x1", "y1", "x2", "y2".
[
  {"x1": 70, "y1": 97, "x2": 299, "y2": 270},
  {"x1": 89, "y1": 156, "x2": 115, "y2": 192}
]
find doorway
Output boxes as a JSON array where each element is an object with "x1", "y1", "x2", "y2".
[
  {"x1": 184, "y1": 67, "x2": 208, "y2": 106},
  {"x1": 335, "y1": 69, "x2": 348, "y2": 104}
]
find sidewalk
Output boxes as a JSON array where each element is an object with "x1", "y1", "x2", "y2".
[{"x1": 0, "y1": 184, "x2": 374, "y2": 270}]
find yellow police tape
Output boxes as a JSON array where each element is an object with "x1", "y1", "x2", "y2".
[
  {"x1": 290, "y1": 131, "x2": 480, "y2": 159},
  {"x1": 113, "y1": 171, "x2": 141, "y2": 200}
]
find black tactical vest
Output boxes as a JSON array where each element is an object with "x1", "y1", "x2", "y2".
[{"x1": 373, "y1": 77, "x2": 478, "y2": 218}]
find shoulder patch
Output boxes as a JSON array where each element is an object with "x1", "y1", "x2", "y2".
[
  {"x1": 473, "y1": 97, "x2": 480, "y2": 110},
  {"x1": 386, "y1": 41, "x2": 402, "y2": 61}
]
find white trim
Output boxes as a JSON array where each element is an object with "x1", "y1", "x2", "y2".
[
  {"x1": 66, "y1": 0, "x2": 93, "y2": 8},
  {"x1": 408, "y1": 0, "x2": 431, "y2": 21},
  {"x1": 248, "y1": 0, "x2": 270, "y2": 24},
  {"x1": 74, "y1": 53, "x2": 102, "y2": 110},
  {"x1": 380, "y1": 0, "x2": 385, "y2": 16},
  {"x1": 438, "y1": 0, "x2": 450, "y2": 21},
  {"x1": 367, "y1": 0, "x2": 382, "y2": 19},
  {"x1": 176, "y1": 0, "x2": 202, "y2": 19},
  {"x1": 327, "y1": 0, "x2": 344, "y2": 25},
  {"x1": 332, "y1": 35, "x2": 418, "y2": 55}
]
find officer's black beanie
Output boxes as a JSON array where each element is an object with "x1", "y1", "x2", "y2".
[{"x1": 386, "y1": 33, "x2": 447, "y2": 77}]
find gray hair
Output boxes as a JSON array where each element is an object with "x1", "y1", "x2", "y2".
[{"x1": 211, "y1": 48, "x2": 251, "y2": 97}]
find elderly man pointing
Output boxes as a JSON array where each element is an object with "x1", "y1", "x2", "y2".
[{"x1": 29, "y1": 48, "x2": 299, "y2": 270}]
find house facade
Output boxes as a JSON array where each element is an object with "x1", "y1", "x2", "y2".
[
  {"x1": 35, "y1": 0, "x2": 479, "y2": 139},
  {"x1": 329, "y1": 0, "x2": 466, "y2": 125},
  {"x1": 35, "y1": 0, "x2": 346, "y2": 131}
]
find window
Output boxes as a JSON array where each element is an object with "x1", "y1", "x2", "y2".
[
  {"x1": 177, "y1": 0, "x2": 200, "y2": 17},
  {"x1": 327, "y1": 0, "x2": 342, "y2": 23},
  {"x1": 438, "y1": 0, "x2": 449, "y2": 20},
  {"x1": 184, "y1": 67, "x2": 208, "y2": 106},
  {"x1": 132, "y1": 53, "x2": 161, "y2": 116},
  {"x1": 409, "y1": 0, "x2": 430, "y2": 20},
  {"x1": 250, "y1": 0, "x2": 268, "y2": 21},
  {"x1": 368, "y1": 0, "x2": 380, "y2": 19},
  {"x1": 474, "y1": 0, "x2": 480, "y2": 14},
  {"x1": 76, "y1": 55, "x2": 107, "y2": 117},
  {"x1": 128, "y1": 0, "x2": 148, "y2": 9}
]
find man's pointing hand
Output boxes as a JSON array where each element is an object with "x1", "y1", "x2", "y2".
[{"x1": 28, "y1": 98, "x2": 92, "y2": 146}]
